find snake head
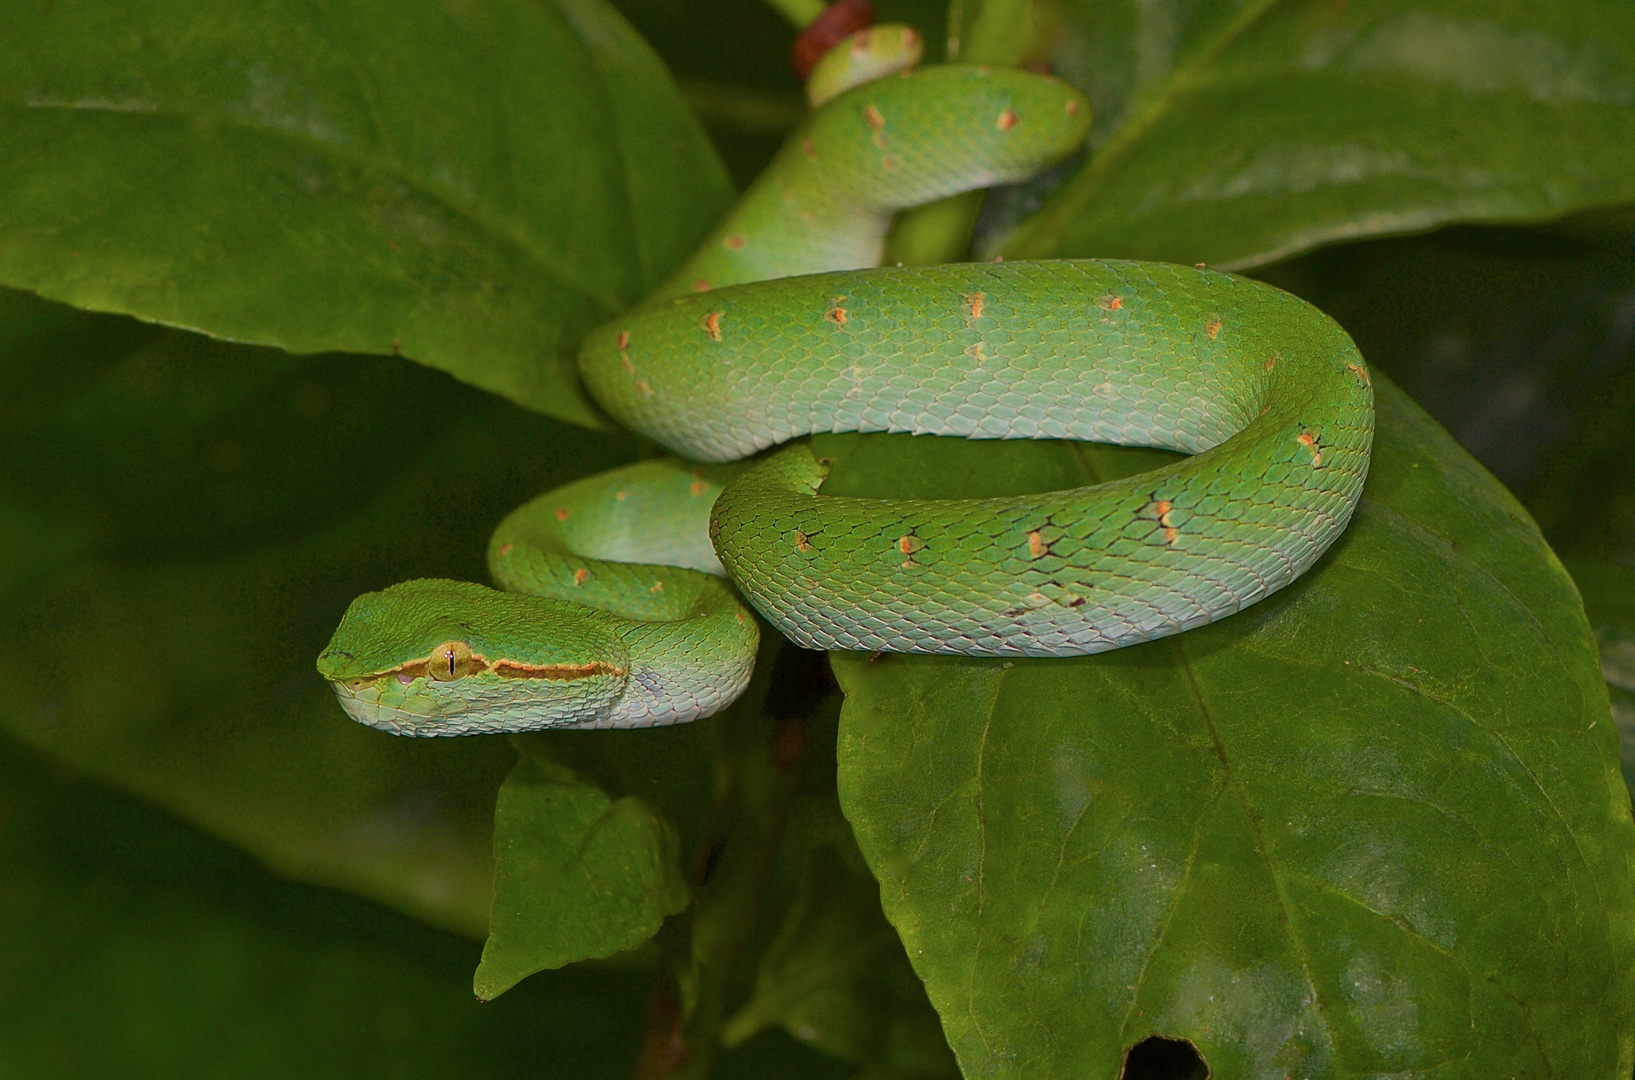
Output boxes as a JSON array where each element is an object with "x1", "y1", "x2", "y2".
[{"x1": 316, "y1": 579, "x2": 631, "y2": 736}]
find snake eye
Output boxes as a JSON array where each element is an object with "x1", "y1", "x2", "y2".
[
  {"x1": 426, "y1": 640, "x2": 475, "y2": 681},
  {"x1": 342, "y1": 677, "x2": 375, "y2": 693}
]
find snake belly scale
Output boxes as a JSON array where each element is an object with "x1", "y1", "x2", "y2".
[{"x1": 318, "y1": 59, "x2": 1374, "y2": 734}]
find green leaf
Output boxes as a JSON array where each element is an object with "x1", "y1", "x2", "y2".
[
  {"x1": 724, "y1": 830, "x2": 958, "y2": 1077},
  {"x1": 0, "y1": 286, "x2": 637, "y2": 936},
  {"x1": 0, "y1": 0, "x2": 732, "y2": 427},
  {"x1": 829, "y1": 376, "x2": 1635, "y2": 1077},
  {"x1": 1003, "y1": 0, "x2": 1635, "y2": 269},
  {"x1": 474, "y1": 746, "x2": 692, "y2": 1000}
]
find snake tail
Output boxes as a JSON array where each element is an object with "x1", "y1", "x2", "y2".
[{"x1": 650, "y1": 64, "x2": 1090, "y2": 301}]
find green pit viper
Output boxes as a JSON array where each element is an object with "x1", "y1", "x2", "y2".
[{"x1": 316, "y1": 29, "x2": 1375, "y2": 736}]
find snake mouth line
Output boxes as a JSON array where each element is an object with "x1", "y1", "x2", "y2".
[{"x1": 336, "y1": 652, "x2": 626, "y2": 692}]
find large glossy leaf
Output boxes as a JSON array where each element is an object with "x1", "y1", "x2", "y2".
[
  {"x1": 0, "y1": 286, "x2": 637, "y2": 935},
  {"x1": 0, "y1": 0, "x2": 732, "y2": 427},
  {"x1": 829, "y1": 376, "x2": 1635, "y2": 1077},
  {"x1": 1001, "y1": 0, "x2": 1635, "y2": 269}
]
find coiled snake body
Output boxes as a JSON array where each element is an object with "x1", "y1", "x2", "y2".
[{"x1": 317, "y1": 60, "x2": 1374, "y2": 736}]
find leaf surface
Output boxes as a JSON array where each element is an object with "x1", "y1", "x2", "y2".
[
  {"x1": 0, "y1": 0, "x2": 732, "y2": 426},
  {"x1": 474, "y1": 748, "x2": 691, "y2": 1000},
  {"x1": 1003, "y1": 0, "x2": 1635, "y2": 269},
  {"x1": 829, "y1": 377, "x2": 1635, "y2": 1077}
]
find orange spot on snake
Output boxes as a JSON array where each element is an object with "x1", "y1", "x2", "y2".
[
  {"x1": 897, "y1": 533, "x2": 925, "y2": 568},
  {"x1": 650, "y1": 580, "x2": 665, "y2": 593},
  {"x1": 636, "y1": 379, "x2": 653, "y2": 397},
  {"x1": 1194, "y1": 262, "x2": 1207, "y2": 269},
  {"x1": 1066, "y1": 100, "x2": 1079, "y2": 116},
  {"x1": 692, "y1": 279, "x2": 712, "y2": 293},
  {"x1": 997, "y1": 108, "x2": 1017, "y2": 131},
  {"x1": 1265, "y1": 357, "x2": 1277, "y2": 373},
  {"x1": 617, "y1": 330, "x2": 630, "y2": 350},
  {"x1": 1205, "y1": 317, "x2": 1222, "y2": 339},
  {"x1": 965, "y1": 292, "x2": 985, "y2": 321},
  {"x1": 795, "y1": 531, "x2": 812, "y2": 553},
  {"x1": 723, "y1": 233, "x2": 747, "y2": 251},
  {"x1": 881, "y1": 155, "x2": 897, "y2": 170},
  {"x1": 702, "y1": 311, "x2": 723, "y2": 341},
  {"x1": 825, "y1": 302, "x2": 848, "y2": 326},
  {"x1": 497, "y1": 542, "x2": 513, "y2": 557},
  {"x1": 1028, "y1": 530, "x2": 1048, "y2": 559},
  {"x1": 1096, "y1": 295, "x2": 1122, "y2": 311},
  {"x1": 1140, "y1": 495, "x2": 1179, "y2": 543},
  {"x1": 964, "y1": 342, "x2": 987, "y2": 362},
  {"x1": 864, "y1": 104, "x2": 885, "y2": 129},
  {"x1": 1348, "y1": 363, "x2": 1371, "y2": 385},
  {"x1": 802, "y1": 137, "x2": 817, "y2": 160},
  {"x1": 690, "y1": 480, "x2": 707, "y2": 497},
  {"x1": 615, "y1": 490, "x2": 628, "y2": 501},
  {"x1": 555, "y1": 508, "x2": 570, "y2": 521},
  {"x1": 573, "y1": 567, "x2": 590, "y2": 585},
  {"x1": 1297, "y1": 430, "x2": 1324, "y2": 467}
]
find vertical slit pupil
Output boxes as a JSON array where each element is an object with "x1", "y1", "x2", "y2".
[{"x1": 1120, "y1": 1035, "x2": 1208, "y2": 1080}]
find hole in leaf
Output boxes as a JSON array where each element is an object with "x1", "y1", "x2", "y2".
[{"x1": 1120, "y1": 1034, "x2": 1209, "y2": 1080}]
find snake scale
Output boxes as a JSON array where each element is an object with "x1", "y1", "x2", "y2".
[{"x1": 317, "y1": 45, "x2": 1374, "y2": 736}]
